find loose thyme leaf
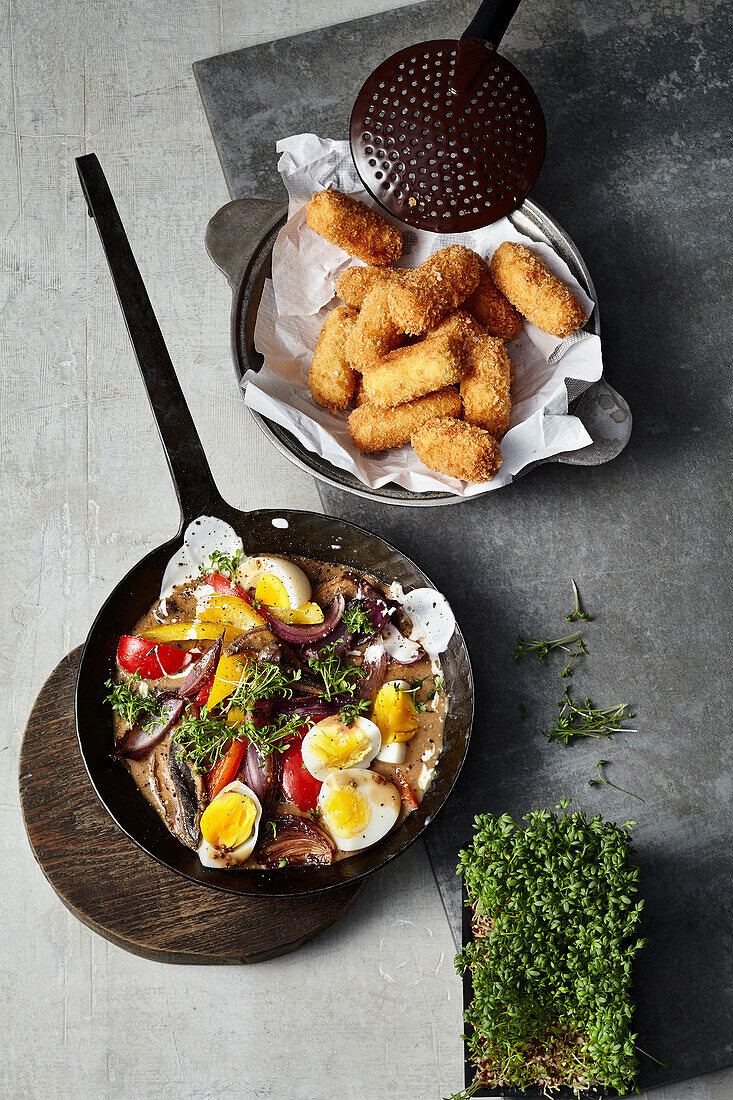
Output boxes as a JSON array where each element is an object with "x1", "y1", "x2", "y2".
[
  {"x1": 541, "y1": 689, "x2": 637, "y2": 745},
  {"x1": 565, "y1": 579, "x2": 592, "y2": 623},
  {"x1": 589, "y1": 759, "x2": 645, "y2": 802},
  {"x1": 200, "y1": 547, "x2": 243, "y2": 580}
]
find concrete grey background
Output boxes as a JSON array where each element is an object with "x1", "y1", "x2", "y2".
[{"x1": 2, "y1": 0, "x2": 730, "y2": 1097}]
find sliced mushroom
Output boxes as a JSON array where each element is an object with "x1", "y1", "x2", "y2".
[{"x1": 147, "y1": 734, "x2": 204, "y2": 848}]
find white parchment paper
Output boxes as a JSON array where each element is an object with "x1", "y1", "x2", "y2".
[{"x1": 248, "y1": 134, "x2": 602, "y2": 497}]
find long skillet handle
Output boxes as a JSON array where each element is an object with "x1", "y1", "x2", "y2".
[
  {"x1": 462, "y1": 0, "x2": 522, "y2": 49},
  {"x1": 75, "y1": 154, "x2": 223, "y2": 527}
]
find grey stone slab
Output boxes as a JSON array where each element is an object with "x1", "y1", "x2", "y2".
[{"x1": 194, "y1": 0, "x2": 733, "y2": 1089}]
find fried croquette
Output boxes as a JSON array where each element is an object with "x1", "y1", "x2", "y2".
[
  {"x1": 429, "y1": 309, "x2": 486, "y2": 345},
  {"x1": 306, "y1": 189, "x2": 402, "y2": 266},
  {"x1": 348, "y1": 387, "x2": 461, "y2": 453},
  {"x1": 411, "y1": 417, "x2": 502, "y2": 483},
  {"x1": 490, "y1": 242, "x2": 587, "y2": 337},
  {"x1": 460, "y1": 335, "x2": 513, "y2": 438},
  {"x1": 345, "y1": 283, "x2": 403, "y2": 371},
  {"x1": 353, "y1": 376, "x2": 369, "y2": 407},
  {"x1": 335, "y1": 265, "x2": 407, "y2": 308},
  {"x1": 308, "y1": 305, "x2": 358, "y2": 411},
  {"x1": 463, "y1": 257, "x2": 523, "y2": 340},
  {"x1": 362, "y1": 335, "x2": 463, "y2": 407},
  {"x1": 387, "y1": 246, "x2": 482, "y2": 334}
]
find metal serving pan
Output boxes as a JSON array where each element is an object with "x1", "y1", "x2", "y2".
[{"x1": 206, "y1": 197, "x2": 631, "y2": 506}]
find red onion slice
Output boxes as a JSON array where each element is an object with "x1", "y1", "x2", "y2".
[
  {"x1": 256, "y1": 814, "x2": 335, "y2": 867},
  {"x1": 115, "y1": 695, "x2": 185, "y2": 759},
  {"x1": 358, "y1": 641, "x2": 387, "y2": 700},
  {"x1": 302, "y1": 618, "x2": 350, "y2": 660},
  {"x1": 177, "y1": 634, "x2": 224, "y2": 699},
  {"x1": 243, "y1": 740, "x2": 281, "y2": 809},
  {"x1": 267, "y1": 594, "x2": 345, "y2": 645},
  {"x1": 275, "y1": 695, "x2": 340, "y2": 722}
]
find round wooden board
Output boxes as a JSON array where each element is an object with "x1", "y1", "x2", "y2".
[{"x1": 18, "y1": 648, "x2": 364, "y2": 964}]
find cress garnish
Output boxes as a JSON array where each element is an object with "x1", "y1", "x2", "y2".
[{"x1": 452, "y1": 801, "x2": 645, "y2": 1098}]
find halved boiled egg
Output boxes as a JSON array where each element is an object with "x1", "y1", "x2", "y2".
[
  {"x1": 301, "y1": 715, "x2": 381, "y2": 781},
  {"x1": 197, "y1": 781, "x2": 262, "y2": 868},
  {"x1": 372, "y1": 680, "x2": 418, "y2": 765},
  {"x1": 318, "y1": 768, "x2": 400, "y2": 852},
  {"x1": 235, "y1": 555, "x2": 312, "y2": 610}
]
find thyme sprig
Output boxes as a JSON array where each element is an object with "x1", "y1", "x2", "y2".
[
  {"x1": 454, "y1": 801, "x2": 645, "y2": 1096},
  {"x1": 589, "y1": 760, "x2": 645, "y2": 803},
  {"x1": 541, "y1": 690, "x2": 637, "y2": 745}
]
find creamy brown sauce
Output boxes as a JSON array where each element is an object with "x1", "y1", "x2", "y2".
[{"x1": 112, "y1": 557, "x2": 446, "y2": 868}]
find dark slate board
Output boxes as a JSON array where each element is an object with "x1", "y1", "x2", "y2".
[{"x1": 194, "y1": 2, "x2": 733, "y2": 1090}]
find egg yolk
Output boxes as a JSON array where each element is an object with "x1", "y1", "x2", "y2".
[
  {"x1": 255, "y1": 574, "x2": 290, "y2": 609},
  {"x1": 321, "y1": 786, "x2": 371, "y2": 838},
  {"x1": 308, "y1": 719, "x2": 373, "y2": 770},
  {"x1": 372, "y1": 683, "x2": 418, "y2": 744},
  {"x1": 201, "y1": 791, "x2": 257, "y2": 850}
]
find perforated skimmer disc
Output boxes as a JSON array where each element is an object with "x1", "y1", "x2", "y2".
[{"x1": 350, "y1": 38, "x2": 546, "y2": 233}]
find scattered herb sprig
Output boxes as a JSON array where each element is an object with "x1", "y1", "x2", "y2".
[
  {"x1": 307, "y1": 643, "x2": 364, "y2": 701},
  {"x1": 200, "y1": 547, "x2": 243, "y2": 580},
  {"x1": 339, "y1": 698, "x2": 371, "y2": 724},
  {"x1": 515, "y1": 631, "x2": 588, "y2": 678},
  {"x1": 342, "y1": 603, "x2": 373, "y2": 635},
  {"x1": 104, "y1": 673, "x2": 162, "y2": 729},
  {"x1": 227, "y1": 659, "x2": 301, "y2": 714},
  {"x1": 589, "y1": 760, "x2": 645, "y2": 803},
  {"x1": 565, "y1": 579, "x2": 591, "y2": 622},
  {"x1": 541, "y1": 690, "x2": 636, "y2": 745},
  {"x1": 452, "y1": 801, "x2": 645, "y2": 1098}
]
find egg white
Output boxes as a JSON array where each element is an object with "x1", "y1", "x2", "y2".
[
  {"x1": 235, "y1": 554, "x2": 312, "y2": 609},
  {"x1": 317, "y1": 768, "x2": 400, "y2": 852},
  {"x1": 301, "y1": 715, "x2": 381, "y2": 781},
  {"x1": 374, "y1": 678, "x2": 411, "y2": 763},
  {"x1": 197, "y1": 780, "x2": 263, "y2": 869}
]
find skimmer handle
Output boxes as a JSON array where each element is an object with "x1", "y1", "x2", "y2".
[{"x1": 462, "y1": 0, "x2": 522, "y2": 50}]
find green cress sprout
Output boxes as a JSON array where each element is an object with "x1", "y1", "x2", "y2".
[{"x1": 451, "y1": 801, "x2": 646, "y2": 1098}]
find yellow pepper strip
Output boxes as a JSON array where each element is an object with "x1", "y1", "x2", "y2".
[
  {"x1": 140, "y1": 621, "x2": 224, "y2": 643},
  {"x1": 207, "y1": 654, "x2": 248, "y2": 712},
  {"x1": 255, "y1": 574, "x2": 290, "y2": 609},
  {"x1": 265, "y1": 601, "x2": 325, "y2": 626},
  {"x1": 199, "y1": 594, "x2": 267, "y2": 632},
  {"x1": 372, "y1": 682, "x2": 419, "y2": 744},
  {"x1": 226, "y1": 706, "x2": 247, "y2": 729}
]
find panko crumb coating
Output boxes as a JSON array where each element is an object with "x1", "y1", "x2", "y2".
[
  {"x1": 463, "y1": 257, "x2": 523, "y2": 340},
  {"x1": 348, "y1": 387, "x2": 461, "y2": 453},
  {"x1": 308, "y1": 305, "x2": 358, "y2": 411},
  {"x1": 362, "y1": 335, "x2": 463, "y2": 407},
  {"x1": 306, "y1": 189, "x2": 402, "y2": 266},
  {"x1": 411, "y1": 417, "x2": 502, "y2": 483},
  {"x1": 345, "y1": 282, "x2": 403, "y2": 371},
  {"x1": 460, "y1": 334, "x2": 513, "y2": 438},
  {"x1": 490, "y1": 241, "x2": 587, "y2": 338},
  {"x1": 335, "y1": 265, "x2": 407, "y2": 309},
  {"x1": 387, "y1": 245, "x2": 482, "y2": 334}
]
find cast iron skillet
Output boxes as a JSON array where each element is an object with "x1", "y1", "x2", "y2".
[{"x1": 74, "y1": 154, "x2": 474, "y2": 897}]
